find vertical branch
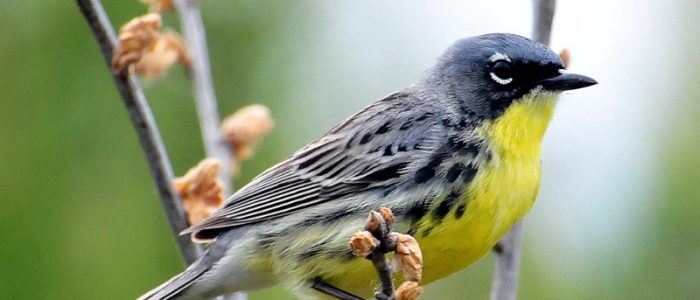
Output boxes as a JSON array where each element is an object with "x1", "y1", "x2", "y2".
[
  {"x1": 490, "y1": 222, "x2": 523, "y2": 300},
  {"x1": 172, "y1": 1, "x2": 244, "y2": 300},
  {"x1": 76, "y1": 0, "x2": 202, "y2": 264},
  {"x1": 532, "y1": 0, "x2": 557, "y2": 45},
  {"x1": 172, "y1": 0, "x2": 234, "y2": 197},
  {"x1": 490, "y1": 1, "x2": 556, "y2": 300}
]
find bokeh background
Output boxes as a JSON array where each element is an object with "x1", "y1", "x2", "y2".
[{"x1": 1, "y1": 0, "x2": 698, "y2": 299}]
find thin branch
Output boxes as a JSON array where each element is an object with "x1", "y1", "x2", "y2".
[
  {"x1": 346, "y1": 210, "x2": 400, "y2": 300},
  {"x1": 171, "y1": 1, "x2": 243, "y2": 300},
  {"x1": 76, "y1": 0, "x2": 202, "y2": 264},
  {"x1": 532, "y1": 0, "x2": 557, "y2": 45},
  {"x1": 490, "y1": 1, "x2": 556, "y2": 299},
  {"x1": 369, "y1": 217, "x2": 396, "y2": 300},
  {"x1": 172, "y1": 0, "x2": 234, "y2": 197},
  {"x1": 490, "y1": 221, "x2": 524, "y2": 300},
  {"x1": 311, "y1": 278, "x2": 364, "y2": 300}
]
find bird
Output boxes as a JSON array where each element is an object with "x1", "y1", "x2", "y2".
[{"x1": 139, "y1": 33, "x2": 597, "y2": 300}]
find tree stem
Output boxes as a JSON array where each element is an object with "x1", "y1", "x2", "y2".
[
  {"x1": 490, "y1": 222, "x2": 524, "y2": 300},
  {"x1": 76, "y1": 0, "x2": 202, "y2": 264},
  {"x1": 172, "y1": 1, "x2": 242, "y2": 299},
  {"x1": 173, "y1": 0, "x2": 234, "y2": 197}
]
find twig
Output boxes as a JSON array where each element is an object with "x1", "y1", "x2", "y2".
[
  {"x1": 76, "y1": 0, "x2": 202, "y2": 264},
  {"x1": 346, "y1": 209, "x2": 402, "y2": 300},
  {"x1": 532, "y1": 0, "x2": 557, "y2": 45},
  {"x1": 172, "y1": 1, "x2": 243, "y2": 300},
  {"x1": 172, "y1": 0, "x2": 234, "y2": 197},
  {"x1": 490, "y1": 221, "x2": 523, "y2": 300},
  {"x1": 368, "y1": 211, "x2": 397, "y2": 300},
  {"x1": 311, "y1": 278, "x2": 364, "y2": 300},
  {"x1": 490, "y1": 1, "x2": 557, "y2": 300}
]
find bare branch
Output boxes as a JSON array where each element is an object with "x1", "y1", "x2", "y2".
[
  {"x1": 532, "y1": 0, "x2": 557, "y2": 45},
  {"x1": 172, "y1": 0, "x2": 234, "y2": 197},
  {"x1": 311, "y1": 278, "x2": 364, "y2": 300},
  {"x1": 76, "y1": 0, "x2": 202, "y2": 264},
  {"x1": 490, "y1": 1, "x2": 557, "y2": 299},
  {"x1": 366, "y1": 210, "x2": 397, "y2": 300},
  {"x1": 490, "y1": 221, "x2": 524, "y2": 300},
  {"x1": 171, "y1": 1, "x2": 244, "y2": 300}
]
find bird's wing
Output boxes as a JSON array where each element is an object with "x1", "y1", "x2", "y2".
[{"x1": 183, "y1": 91, "x2": 448, "y2": 241}]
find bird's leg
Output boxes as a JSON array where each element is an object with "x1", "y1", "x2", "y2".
[{"x1": 311, "y1": 277, "x2": 364, "y2": 300}]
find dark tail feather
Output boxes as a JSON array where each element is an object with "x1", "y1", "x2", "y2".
[
  {"x1": 138, "y1": 227, "x2": 251, "y2": 300},
  {"x1": 137, "y1": 261, "x2": 208, "y2": 300}
]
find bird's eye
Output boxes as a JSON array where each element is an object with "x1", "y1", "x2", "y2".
[{"x1": 490, "y1": 61, "x2": 513, "y2": 85}]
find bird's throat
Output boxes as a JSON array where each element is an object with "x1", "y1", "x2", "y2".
[{"x1": 479, "y1": 92, "x2": 558, "y2": 159}]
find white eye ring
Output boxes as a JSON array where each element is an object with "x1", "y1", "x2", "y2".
[
  {"x1": 489, "y1": 71, "x2": 513, "y2": 85},
  {"x1": 488, "y1": 52, "x2": 513, "y2": 85}
]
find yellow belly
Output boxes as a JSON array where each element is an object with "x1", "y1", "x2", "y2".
[
  {"x1": 320, "y1": 154, "x2": 542, "y2": 296},
  {"x1": 317, "y1": 94, "x2": 557, "y2": 298},
  {"x1": 416, "y1": 153, "x2": 541, "y2": 284}
]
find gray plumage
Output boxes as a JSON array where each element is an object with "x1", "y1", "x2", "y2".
[{"x1": 139, "y1": 33, "x2": 595, "y2": 300}]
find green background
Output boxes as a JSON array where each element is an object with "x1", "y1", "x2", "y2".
[{"x1": 0, "y1": 1, "x2": 698, "y2": 299}]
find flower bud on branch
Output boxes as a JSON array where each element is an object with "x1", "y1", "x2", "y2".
[
  {"x1": 347, "y1": 208, "x2": 424, "y2": 300},
  {"x1": 174, "y1": 158, "x2": 224, "y2": 225},
  {"x1": 221, "y1": 104, "x2": 274, "y2": 175},
  {"x1": 112, "y1": 13, "x2": 190, "y2": 79}
]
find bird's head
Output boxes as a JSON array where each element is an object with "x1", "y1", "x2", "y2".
[{"x1": 422, "y1": 33, "x2": 597, "y2": 120}]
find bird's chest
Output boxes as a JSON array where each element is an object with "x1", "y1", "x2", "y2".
[
  {"x1": 416, "y1": 96, "x2": 555, "y2": 283},
  {"x1": 415, "y1": 150, "x2": 541, "y2": 284}
]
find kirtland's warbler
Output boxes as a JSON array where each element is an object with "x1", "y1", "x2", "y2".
[{"x1": 140, "y1": 33, "x2": 597, "y2": 299}]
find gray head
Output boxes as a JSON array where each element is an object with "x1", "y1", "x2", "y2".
[{"x1": 421, "y1": 33, "x2": 596, "y2": 119}]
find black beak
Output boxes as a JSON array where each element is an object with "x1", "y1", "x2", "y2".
[{"x1": 538, "y1": 71, "x2": 597, "y2": 91}]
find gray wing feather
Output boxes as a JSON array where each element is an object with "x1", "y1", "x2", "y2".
[{"x1": 183, "y1": 91, "x2": 447, "y2": 241}]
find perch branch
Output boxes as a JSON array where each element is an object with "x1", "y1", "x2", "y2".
[
  {"x1": 532, "y1": 0, "x2": 557, "y2": 45},
  {"x1": 172, "y1": 0, "x2": 234, "y2": 197},
  {"x1": 490, "y1": 221, "x2": 524, "y2": 300},
  {"x1": 311, "y1": 278, "x2": 364, "y2": 300},
  {"x1": 367, "y1": 211, "x2": 397, "y2": 300},
  {"x1": 172, "y1": 1, "x2": 243, "y2": 299},
  {"x1": 490, "y1": 1, "x2": 556, "y2": 300},
  {"x1": 76, "y1": 0, "x2": 202, "y2": 264}
]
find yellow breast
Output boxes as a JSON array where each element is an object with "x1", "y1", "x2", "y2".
[
  {"x1": 416, "y1": 93, "x2": 557, "y2": 284},
  {"x1": 304, "y1": 94, "x2": 558, "y2": 298}
]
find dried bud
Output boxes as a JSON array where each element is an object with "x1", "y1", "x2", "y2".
[
  {"x1": 349, "y1": 231, "x2": 378, "y2": 257},
  {"x1": 365, "y1": 211, "x2": 383, "y2": 234},
  {"x1": 395, "y1": 281, "x2": 424, "y2": 300},
  {"x1": 133, "y1": 31, "x2": 190, "y2": 80},
  {"x1": 559, "y1": 48, "x2": 571, "y2": 68},
  {"x1": 174, "y1": 158, "x2": 224, "y2": 225},
  {"x1": 140, "y1": 0, "x2": 173, "y2": 12},
  {"x1": 112, "y1": 13, "x2": 190, "y2": 78},
  {"x1": 379, "y1": 207, "x2": 395, "y2": 227},
  {"x1": 112, "y1": 13, "x2": 162, "y2": 71},
  {"x1": 221, "y1": 104, "x2": 274, "y2": 174},
  {"x1": 392, "y1": 234, "x2": 423, "y2": 282}
]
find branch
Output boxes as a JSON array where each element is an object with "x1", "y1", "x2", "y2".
[
  {"x1": 490, "y1": 221, "x2": 524, "y2": 300},
  {"x1": 490, "y1": 1, "x2": 556, "y2": 299},
  {"x1": 367, "y1": 210, "x2": 397, "y2": 300},
  {"x1": 532, "y1": 0, "x2": 557, "y2": 45},
  {"x1": 172, "y1": 0, "x2": 234, "y2": 197},
  {"x1": 76, "y1": 0, "x2": 202, "y2": 264},
  {"x1": 171, "y1": 1, "x2": 244, "y2": 300}
]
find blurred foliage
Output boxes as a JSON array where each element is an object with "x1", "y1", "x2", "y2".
[{"x1": 0, "y1": 1, "x2": 697, "y2": 299}]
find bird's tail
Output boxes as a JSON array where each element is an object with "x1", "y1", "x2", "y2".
[
  {"x1": 138, "y1": 227, "x2": 255, "y2": 300},
  {"x1": 137, "y1": 259, "x2": 208, "y2": 300}
]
